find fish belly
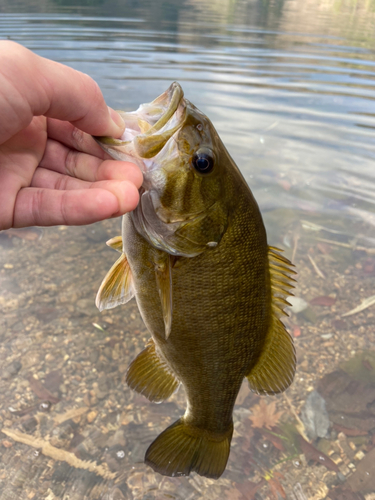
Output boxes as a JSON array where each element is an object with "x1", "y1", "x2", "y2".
[{"x1": 122, "y1": 209, "x2": 270, "y2": 432}]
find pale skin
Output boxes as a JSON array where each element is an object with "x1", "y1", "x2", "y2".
[{"x1": 0, "y1": 41, "x2": 143, "y2": 230}]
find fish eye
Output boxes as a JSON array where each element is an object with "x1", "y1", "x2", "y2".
[{"x1": 192, "y1": 149, "x2": 214, "y2": 174}]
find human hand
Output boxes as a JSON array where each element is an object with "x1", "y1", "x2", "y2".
[{"x1": 0, "y1": 41, "x2": 143, "y2": 230}]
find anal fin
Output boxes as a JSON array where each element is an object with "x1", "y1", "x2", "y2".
[
  {"x1": 126, "y1": 340, "x2": 179, "y2": 403},
  {"x1": 95, "y1": 253, "x2": 134, "y2": 312},
  {"x1": 246, "y1": 247, "x2": 296, "y2": 395}
]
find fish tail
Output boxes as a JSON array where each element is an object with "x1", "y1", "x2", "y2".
[{"x1": 145, "y1": 418, "x2": 233, "y2": 479}]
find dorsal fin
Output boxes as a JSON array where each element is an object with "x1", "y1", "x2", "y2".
[
  {"x1": 246, "y1": 247, "x2": 296, "y2": 395},
  {"x1": 106, "y1": 236, "x2": 123, "y2": 252},
  {"x1": 154, "y1": 254, "x2": 173, "y2": 339},
  {"x1": 95, "y1": 253, "x2": 134, "y2": 312}
]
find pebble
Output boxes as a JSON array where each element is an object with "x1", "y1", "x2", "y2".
[
  {"x1": 2, "y1": 360, "x2": 22, "y2": 380},
  {"x1": 288, "y1": 296, "x2": 309, "y2": 313},
  {"x1": 321, "y1": 333, "x2": 333, "y2": 340},
  {"x1": 355, "y1": 450, "x2": 365, "y2": 461},
  {"x1": 87, "y1": 410, "x2": 98, "y2": 423}
]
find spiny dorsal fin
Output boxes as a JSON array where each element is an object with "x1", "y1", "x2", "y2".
[
  {"x1": 126, "y1": 339, "x2": 179, "y2": 403},
  {"x1": 154, "y1": 254, "x2": 173, "y2": 339},
  {"x1": 106, "y1": 236, "x2": 123, "y2": 253},
  {"x1": 95, "y1": 253, "x2": 134, "y2": 312},
  {"x1": 246, "y1": 246, "x2": 296, "y2": 395}
]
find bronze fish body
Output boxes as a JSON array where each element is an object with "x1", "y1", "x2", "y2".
[{"x1": 95, "y1": 82, "x2": 296, "y2": 479}]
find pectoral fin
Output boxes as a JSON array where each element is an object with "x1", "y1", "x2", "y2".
[
  {"x1": 106, "y1": 235, "x2": 123, "y2": 252},
  {"x1": 95, "y1": 253, "x2": 134, "y2": 312},
  {"x1": 246, "y1": 247, "x2": 296, "y2": 395},
  {"x1": 154, "y1": 254, "x2": 173, "y2": 339}
]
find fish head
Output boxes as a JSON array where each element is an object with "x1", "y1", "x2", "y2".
[{"x1": 95, "y1": 82, "x2": 233, "y2": 257}]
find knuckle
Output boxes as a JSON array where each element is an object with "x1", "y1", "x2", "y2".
[
  {"x1": 31, "y1": 189, "x2": 43, "y2": 225},
  {"x1": 89, "y1": 78, "x2": 103, "y2": 104},
  {"x1": 0, "y1": 218, "x2": 11, "y2": 231},
  {"x1": 65, "y1": 149, "x2": 79, "y2": 177},
  {"x1": 80, "y1": 73, "x2": 102, "y2": 105},
  {"x1": 3, "y1": 40, "x2": 23, "y2": 57},
  {"x1": 60, "y1": 191, "x2": 69, "y2": 226},
  {"x1": 71, "y1": 126, "x2": 86, "y2": 149},
  {"x1": 54, "y1": 174, "x2": 68, "y2": 191}
]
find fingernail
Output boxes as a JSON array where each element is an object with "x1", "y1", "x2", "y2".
[{"x1": 109, "y1": 107, "x2": 125, "y2": 136}]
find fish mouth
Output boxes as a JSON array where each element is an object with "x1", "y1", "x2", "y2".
[
  {"x1": 95, "y1": 82, "x2": 186, "y2": 170},
  {"x1": 95, "y1": 82, "x2": 205, "y2": 257}
]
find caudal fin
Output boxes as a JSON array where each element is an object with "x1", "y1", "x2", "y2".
[{"x1": 145, "y1": 418, "x2": 233, "y2": 479}]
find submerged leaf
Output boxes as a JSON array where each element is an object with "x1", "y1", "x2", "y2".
[
  {"x1": 268, "y1": 478, "x2": 287, "y2": 499},
  {"x1": 342, "y1": 294, "x2": 375, "y2": 317},
  {"x1": 249, "y1": 399, "x2": 284, "y2": 430},
  {"x1": 298, "y1": 435, "x2": 339, "y2": 472},
  {"x1": 310, "y1": 296, "x2": 336, "y2": 306},
  {"x1": 28, "y1": 374, "x2": 59, "y2": 404},
  {"x1": 4, "y1": 228, "x2": 43, "y2": 241}
]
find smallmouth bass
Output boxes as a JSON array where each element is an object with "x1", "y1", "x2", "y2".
[{"x1": 95, "y1": 82, "x2": 296, "y2": 479}]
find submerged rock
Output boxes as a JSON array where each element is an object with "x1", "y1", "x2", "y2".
[{"x1": 300, "y1": 390, "x2": 330, "y2": 440}]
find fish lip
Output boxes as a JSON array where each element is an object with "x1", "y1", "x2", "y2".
[
  {"x1": 144, "y1": 81, "x2": 184, "y2": 135},
  {"x1": 94, "y1": 82, "x2": 186, "y2": 167}
]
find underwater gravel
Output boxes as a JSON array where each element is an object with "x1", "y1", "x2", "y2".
[{"x1": 0, "y1": 217, "x2": 374, "y2": 500}]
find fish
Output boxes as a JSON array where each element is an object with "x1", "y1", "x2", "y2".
[{"x1": 94, "y1": 82, "x2": 296, "y2": 479}]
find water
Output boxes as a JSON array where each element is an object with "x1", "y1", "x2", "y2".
[{"x1": 0, "y1": 1, "x2": 375, "y2": 499}]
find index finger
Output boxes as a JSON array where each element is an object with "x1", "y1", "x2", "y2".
[{"x1": 0, "y1": 41, "x2": 125, "y2": 144}]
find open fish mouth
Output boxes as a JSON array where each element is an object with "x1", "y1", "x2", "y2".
[
  {"x1": 95, "y1": 82, "x2": 186, "y2": 171},
  {"x1": 95, "y1": 82, "x2": 213, "y2": 258}
]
